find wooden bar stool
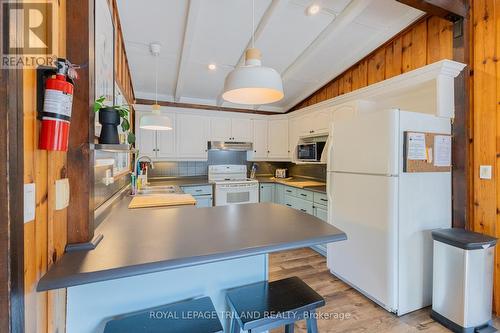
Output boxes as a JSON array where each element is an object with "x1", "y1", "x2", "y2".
[
  {"x1": 103, "y1": 296, "x2": 223, "y2": 333},
  {"x1": 226, "y1": 276, "x2": 325, "y2": 333}
]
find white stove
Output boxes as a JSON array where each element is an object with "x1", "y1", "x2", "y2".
[{"x1": 208, "y1": 165, "x2": 259, "y2": 206}]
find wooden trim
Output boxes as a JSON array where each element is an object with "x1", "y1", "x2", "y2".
[
  {"x1": 66, "y1": 0, "x2": 95, "y2": 244},
  {"x1": 0, "y1": 34, "x2": 25, "y2": 333},
  {"x1": 135, "y1": 99, "x2": 278, "y2": 115},
  {"x1": 396, "y1": 0, "x2": 467, "y2": 21}
]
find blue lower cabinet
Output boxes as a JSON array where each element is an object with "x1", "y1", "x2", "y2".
[
  {"x1": 194, "y1": 195, "x2": 213, "y2": 207},
  {"x1": 181, "y1": 185, "x2": 213, "y2": 208},
  {"x1": 259, "y1": 183, "x2": 275, "y2": 203}
]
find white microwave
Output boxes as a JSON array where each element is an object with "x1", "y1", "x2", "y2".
[{"x1": 297, "y1": 142, "x2": 326, "y2": 161}]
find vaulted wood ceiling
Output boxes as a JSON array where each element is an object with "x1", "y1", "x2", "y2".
[{"x1": 116, "y1": 0, "x2": 423, "y2": 112}]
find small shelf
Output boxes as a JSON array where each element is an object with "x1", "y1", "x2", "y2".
[{"x1": 92, "y1": 143, "x2": 136, "y2": 153}]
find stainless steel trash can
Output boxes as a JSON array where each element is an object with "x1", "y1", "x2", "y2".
[{"x1": 431, "y1": 228, "x2": 497, "y2": 333}]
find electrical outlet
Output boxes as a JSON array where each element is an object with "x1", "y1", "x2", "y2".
[
  {"x1": 24, "y1": 183, "x2": 35, "y2": 223},
  {"x1": 479, "y1": 165, "x2": 492, "y2": 180},
  {"x1": 55, "y1": 178, "x2": 70, "y2": 210}
]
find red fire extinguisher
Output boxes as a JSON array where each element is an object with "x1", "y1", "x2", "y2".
[{"x1": 39, "y1": 59, "x2": 77, "y2": 151}]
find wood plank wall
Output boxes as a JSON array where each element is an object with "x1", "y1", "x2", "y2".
[
  {"x1": 470, "y1": 0, "x2": 500, "y2": 314},
  {"x1": 290, "y1": 15, "x2": 453, "y2": 110},
  {"x1": 110, "y1": 0, "x2": 135, "y2": 105},
  {"x1": 22, "y1": 0, "x2": 135, "y2": 331},
  {"x1": 23, "y1": 1, "x2": 68, "y2": 332}
]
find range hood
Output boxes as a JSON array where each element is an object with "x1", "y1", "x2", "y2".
[{"x1": 207, "y1": 141, "x2": 253, "y2": 151}]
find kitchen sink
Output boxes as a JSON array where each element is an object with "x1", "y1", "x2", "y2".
[{"x1": 135, "y1": 185, "x2": 181, "y2": 195}]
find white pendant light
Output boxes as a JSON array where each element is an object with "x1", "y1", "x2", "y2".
[
  {"x1": 222, "y1": 0, "x2": 284, "y2": 105},
  {"x1": 140, "y1": 43, "x2": 173, "y2": 131}
]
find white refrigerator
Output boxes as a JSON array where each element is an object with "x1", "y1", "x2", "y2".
[{"x1": 326, "y1": 108, "x2": 451, "y2": 315}]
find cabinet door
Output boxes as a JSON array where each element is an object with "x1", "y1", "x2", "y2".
[
  {"x1": 231, "y1": 118, "x2": 253, "y2": 141},
  {"x1": 310, "y1": 109, "x2": 332, "y2": 134},
  {"x1": 252, "y1": 119, "x2": 268, "y2": 159},
  {"x1": 209, "y1": 117, "x2": 232, "y2": 141},
  {"x1": 314, "y1": 205, "x2": 328, "y2": 222},
  {"x1": 259, "y1": 184, "x2": 274, "y2": 202},
  {"x1": 156, "y1": 113, "x2": 176, "y2": 158},
  {"x1": 267, "y1": 119, "x2": 289, "y2": 159},
  {"x1": 176, "y1": 114, "x2": 209, "y2": 159},
  {"x1": 136, "y1": 112, "x2": 157, "y2": 157},
  {"x1": 274, "y1": 184, "x2": 285, "y2": 205},
  {"x1": 288, "y1": 117, "x2": 300, "y2": 160}
]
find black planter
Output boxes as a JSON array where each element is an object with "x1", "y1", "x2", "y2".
[{"x1": 98, "y1": 107, "x2": 120, "y2": 144}]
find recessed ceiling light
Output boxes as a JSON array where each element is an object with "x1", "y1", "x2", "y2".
[
  {"x1": 306, "y1": 3, "x2": 321, "y2": 16},
  {"x1": 208, "y1": 63, "x2": 217, "y2": 70}
]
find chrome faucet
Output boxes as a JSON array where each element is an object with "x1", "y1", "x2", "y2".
[{"x1": 134, "y1": 155, "x2": 155, "y2": 179}]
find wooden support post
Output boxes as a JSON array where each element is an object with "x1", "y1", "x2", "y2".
[
  {"x1": 0, "y1": 40, "x2": 25, "y2": 333},
  {"x1": 66, "y1": 0, "x2": 95, "y2": 244},
  {"x1": 451, "y1": 2, "x2": 471, "y2": 229}
]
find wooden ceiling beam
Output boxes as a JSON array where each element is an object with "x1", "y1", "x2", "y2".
[
  {"x1": 396, "y1": 0, "x2": 467, "y2": 22},
  {"x1": 135, "y1": 99, "x2": 278, "y2": 115}
]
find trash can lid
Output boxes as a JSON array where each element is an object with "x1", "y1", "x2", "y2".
[{"x1": 432, "y1": 228, "x2": 497, "y2": 250}]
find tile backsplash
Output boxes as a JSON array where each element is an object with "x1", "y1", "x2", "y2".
[{"x1": 149, "y1": 161, "x2": 208, "y2": 177}]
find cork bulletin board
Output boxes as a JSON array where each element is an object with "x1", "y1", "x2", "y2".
[{"x1": 403, "y1": 131, "x2": 452, "y2": 173}]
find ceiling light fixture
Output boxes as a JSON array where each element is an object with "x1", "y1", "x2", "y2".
[
  {"x1": 140, "y1": 43, "x2": 173, "y2": 131},
  {"x1": 208, "y1": 63, "x2": 217, "y2": 70},
  {"x1": 222, "y1": 0, "x2": 284, "y2": 105},
  {"x1": 306, "y1": 3, "x2": 321, "y2": 16}
]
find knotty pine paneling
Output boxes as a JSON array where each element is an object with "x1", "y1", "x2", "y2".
[
  {"x1": 470, "y1": 0, "x2": 500, "y2": 313},
  {"x1": 23, "y1": 1, "x2": 68, "y2": 332},
  {"x1": 290, "y1": 15, "x2": 453, "y2": 111}
]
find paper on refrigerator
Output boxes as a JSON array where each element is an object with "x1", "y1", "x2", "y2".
[{"x1": 407, "y1": 132, "x2": 427, "y2": 160}]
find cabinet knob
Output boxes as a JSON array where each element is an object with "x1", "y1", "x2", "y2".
[{"x1": 254, "y1": 150, "x2": 256, "y2": 153}]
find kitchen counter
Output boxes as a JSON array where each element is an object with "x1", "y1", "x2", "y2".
[
  {"x1": 255, "y1": 176, "x2": 327, "y2": 193},
  {"x1": 38, "y1": 198, "x2": 345, "y2": 291}
]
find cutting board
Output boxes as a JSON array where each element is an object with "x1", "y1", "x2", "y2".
[
  {"x1": 277, "y1": 180, "x2": 326, "y2": 188},
  {"x1": 128, "y1": 194, "x2": 196, "y2": 209}
]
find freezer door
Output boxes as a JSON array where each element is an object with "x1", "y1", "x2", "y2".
[
  {"x1": 332, "y1": 109, "x2": 399, "y2": 175},
  {"x1": 327, "y1": 172, "x2": 398, "y2": 312}
]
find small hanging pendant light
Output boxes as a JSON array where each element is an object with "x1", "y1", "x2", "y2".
[
  {"x1": 222, "y1": 0, "x2": 284, "y2": 105},
  {"x1": 140, "y1": 43, "x2": 173, "y2": 131}
]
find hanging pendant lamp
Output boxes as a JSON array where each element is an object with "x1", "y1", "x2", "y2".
[
  {"x1": 222, "y1": 0, "x2": 284, "y2": 105},
  {"x1": 140, "y1": 43, "x2": 173, "y2": 131}
]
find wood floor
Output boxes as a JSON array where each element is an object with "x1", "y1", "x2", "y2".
[{"x1": 269, "y1": 248, "x2": 499, "y2": 333}]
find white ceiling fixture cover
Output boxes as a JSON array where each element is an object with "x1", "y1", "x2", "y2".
[
  {"x1": 140, "y1": 43, "x2": 173, "y2": 131},
  {"x1": 222, "y1": 0, "x2": 283, "y2": 105}
]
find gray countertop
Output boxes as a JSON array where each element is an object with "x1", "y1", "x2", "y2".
[
  {"x1": 255, "y1": 176, "x2": 327, "y2": 194},
  {"x1": 38, "y1": 199, "x2": 345, "y2": 291}
]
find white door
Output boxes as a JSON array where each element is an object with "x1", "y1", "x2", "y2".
[
  {"x1": 136, "y1": 112, "x2": 157, "y2": 157},
  {"x1": 252, "y1": 119, "x2": 268, "y2": 159},
  {"x1": 209, "y1": 117, "x2": 232, "y2": 141},
  {"x1": 231, "y1": 118, "x2": 252, "y2": 141},
  {"x1": 268, "y1": 119, "x2": 289, "y2": 159},
  {"x1": 156, "y1": 113, "x2": 176, "y2": 159},
  {"x1": 296, "y1": 113, "x2": 313, "y2": 137},
  {"x1": 332, "y1": 109, "x2": 399, "y2": 175},
  {"x1": 176, "y1": 114, "x2": 209, "y2": 159},
  {"x1": 328, "y1": 172, "x2": 398, "y2": 312}
]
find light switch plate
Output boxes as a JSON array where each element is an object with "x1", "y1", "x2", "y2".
[
  {"x1": 24, "y1": 183, "x2": 35, "y2": 223},
  {"x1": 480, "y1": 165, "x2": 492, "y2": 180},
  {"x1": 55, "y1": 178, "x2": 70, "y2": 210}
]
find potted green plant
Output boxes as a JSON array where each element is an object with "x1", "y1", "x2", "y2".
[{"x1": 94, "y1": 96, "x2": 135, "y2": 145}]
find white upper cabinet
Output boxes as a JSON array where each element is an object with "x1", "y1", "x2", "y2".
[
  {"x1": 156, "y1": 113, "x2": 176, "y2": 159},
  {"x1": 268, "y1": 119, "x2": 289, "y2": 159},
  {"x1": 294, "y1": 108, "x2": 332, "y2": 137},
  {"x1": 231, "y1": 118, "x2": 253, "y2": 141},
  {"x1": 136, "y1": 112, "x2": 157, "y2": 157},
  {"x1": 209, "y1": 117, "x2": 252, "y2": 141},
  {"x1": 176, "y1": 113, "x2": 209, "y2": 159},
  {"x1": 288, "y1": 117, "x2": 300, "y2": 159},
  {"x1": 252, "y1": 119, "x2": 269, "y2": 159}
]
